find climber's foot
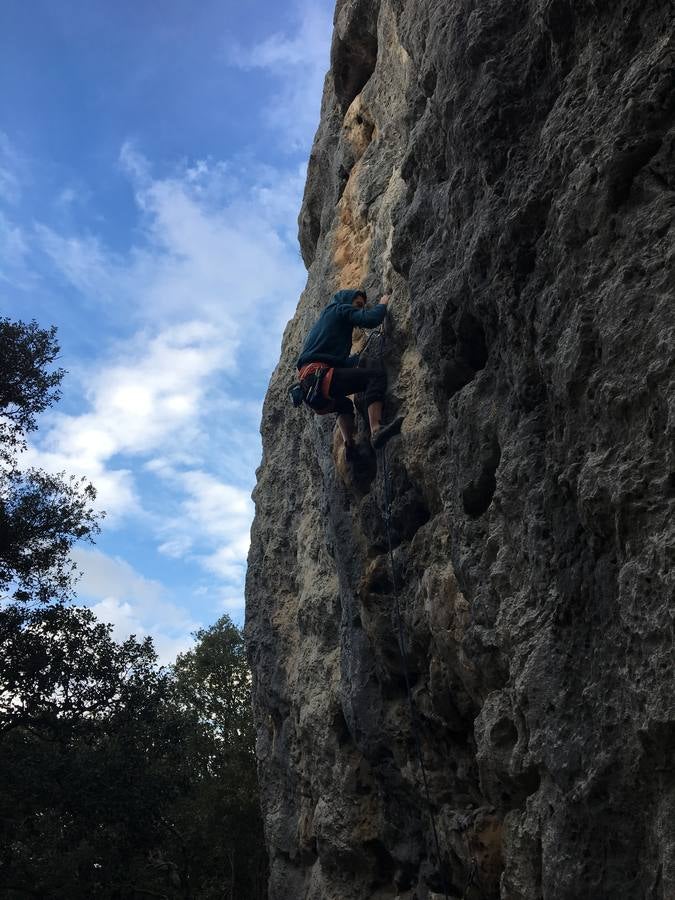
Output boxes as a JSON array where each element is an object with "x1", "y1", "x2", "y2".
[{"x1": 371, "y1": 415, "x2": 404, "y2": 450}]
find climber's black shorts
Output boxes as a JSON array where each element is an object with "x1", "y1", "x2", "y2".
[{"x1": 329, "y1": 366, "x2": 386, "y2": 417}]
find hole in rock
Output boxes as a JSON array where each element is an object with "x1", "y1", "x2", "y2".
[
  {"x1": 516, "y1": 244, "x2": 537, "y2": 279},
  {"x1": 501, "y1": 766, "x2": 541, "y2": 810},
  {"x1": 333, "y1": 708, "x2": 352, "y2": 747},
  {"x1": 457, "y1": 311, "x2": 488, "y2": 371},
  {"x1": 440, "y1": 310, "x2": 489, "y2": 399},
  {"x1": 382, "y1": 668, "x2": 419, "y2": 700},
  {"x1": 332, "y1": 33, "x2": 378, "y2": 113},
  {"x1": 388, "y1": 489, "x2": 431, "y2": 545},
  {"x1": 372, "y1": 743, "x2": 395, "y2": 764},
  {"x1": 462, "y1": 438, "x2": 501, "y2": 519},
  {"x1": 367, "y1": 567, "x2": 393, "y2": 595},
  {"x1": 606, "y1": 135, "x2": 663, "y2": 210},
  {"x1": 490, "y1": 717, "x2": 518, "y2": 749},
  {"x1": 421, "y1": 66, "x2": 437, "y2": 98},
  {"x1": 364, "y1": 839, "x2": 396, "y2": 884},
  {"x1": 395, "y1": 864, "x2": 416, "y2": 891}
]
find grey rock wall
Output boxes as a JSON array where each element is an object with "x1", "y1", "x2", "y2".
[{"x1": 245, "y1": 1, "x2": 674, "y2": 897}]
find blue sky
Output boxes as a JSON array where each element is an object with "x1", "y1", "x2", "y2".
[{"x1": 1, "y1": 0, "x2": 334, "y2": 660}]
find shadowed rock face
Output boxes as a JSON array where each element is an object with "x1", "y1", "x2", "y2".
[{"x1": 245, "y1": 1, "x2": 674, "y2": 898}]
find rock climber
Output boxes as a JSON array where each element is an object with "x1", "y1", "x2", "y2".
[{"x1": 297, "y1": 288, "x2": 404, "y2": 459}]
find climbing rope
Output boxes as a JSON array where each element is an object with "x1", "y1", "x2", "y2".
[
  {"x1": 374, "y1": 317, "x2": 451, "y2": 900},
  {"x1": 380, "y1": 444, "x2": 450, "y2": 900},
  {"x1": 355, "y1": 323, "x2": 384, "y2": 362},
  {"x1": 462, "y1": 855, "x2": 480, "y2": 900}
]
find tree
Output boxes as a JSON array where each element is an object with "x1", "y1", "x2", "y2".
[
  {"x1": 173, "y1": 614, "x2": 256, "y2": 753},
  {"x1": 0, "y1": 318, "x2": 99, "y2": 605},
  {"x1": 0, "y1": 603, "x2": 183, "y2": 897},
  {"x1": 0, "y1": 608, "x2": 268, "y2": 900},
  {"x1": 0, "y1": 318, "x2": 64, "y2": 455},
  {"x1": 165, "y1": 616, "x2": 268, "y2": 900},
  {"x1": 0, "y1": 319, "x2": 268, "y2": 898}
]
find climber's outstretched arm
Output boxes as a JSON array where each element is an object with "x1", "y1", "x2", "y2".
[{"x1": 339, "y1": 294, "x2": 389, "y2": 329}]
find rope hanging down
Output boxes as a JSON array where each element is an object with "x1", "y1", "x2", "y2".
[
  {"x1": 380, "y1": 444, "x2": 450, "y2": 900},
  {"x1": 373, "y1": 316, "x2": 451, "y2": 900}
]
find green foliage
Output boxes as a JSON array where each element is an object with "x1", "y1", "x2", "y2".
[
  {"x1": 167, "y1": 616, "x2": 267, "y2": 899},
  {"x1": 0, "y1": 607, "x2": 267, "y2": 899},
  {"x1": 0, "y1": 603, "x2": 181, "y2": 897},
  {"x1": 0, "y1": 318, "x2": 267, "y2": 898},
  {"x1": 0, "y1": 468, "x2": 99, "y2": 604},
  {"x1": 173, "y1": 614, "x2": 256, "y2": 752},
  {"x1": 0, "y1": 318, "x2": 64, "y2": 445},
  {"x1": 0, "y1": 318, "x2": 100, "y2": 605},
  {"x1": 0, "y1": 603, "x2": 162, "y2": 734}
]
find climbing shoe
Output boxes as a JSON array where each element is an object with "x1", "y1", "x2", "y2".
[{"x1": 371, "y1": 415, "x2": 404, "y2": 450}]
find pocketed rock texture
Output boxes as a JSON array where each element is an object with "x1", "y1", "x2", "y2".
[{"x1": 245, "y1": 1, "x2": 674, "y2": 898}]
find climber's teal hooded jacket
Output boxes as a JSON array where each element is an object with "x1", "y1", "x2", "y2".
[{"x1": 296, "y1": 289, "x2": 386, "y2": 369}]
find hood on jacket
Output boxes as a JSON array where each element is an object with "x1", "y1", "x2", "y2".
[{"x1": 330, "y1": 289, "x2": 366, "y2": 306}]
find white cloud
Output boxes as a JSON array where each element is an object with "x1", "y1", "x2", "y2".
[
  {"x1": 227, "y1": 0, "x2": 333, "y2": 148},
  {"x1": 25, "y1": 320, "x2": 234, "y2": 521},
  {"x1": 28, "y1": 146, "x2": 305, "y2": 523},
  {"x1": 74, "y1": 546, "x2": 164, "y2": 608},
  {"x1": 0, "y1": 132, "x2": 22, "y2": 204},
  {"x1": 0, "y1": 211, "x2": 29, "y2": 278},
  {"x1": 39, "y1": 145, "x2": 305, "y2": 337},
  {"x1": 181, "y1": 471, "x2": 253, "y2": 542},
  {"x1": 0, "y1": 137, "x2": 31, "y2": 284},
  {"x1": 37, "y1": 225, "x2": 124, "y2": 301},
  {"x1": 155, "y1": 469, "x2": 253, "y2": 590},
  {"x1": 72, "y1": 546, "x2": 198, "y2": 664},
  {"x1": 219, "y1": 592, "x2": 246, "y2": 618},
  {"x1": 22, "y1": 145, "x2": 304, "y2": 629}
]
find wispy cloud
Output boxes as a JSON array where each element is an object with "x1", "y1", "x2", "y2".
[
  {"x1": 37, "y1": 226, "x2": 124, "y2": 301},
  {"x1": 150, "y1": 466, "x2": 254, "y2": 591},
  {"x1": 25, "y1": 320, "x2": 234, "y2": 520},
  {"x1": 0, "y1": 3, "x2": 334, "y2": 657},
  {"x1": 181, "y1": 470, "x2": 253, "y2": 582},
  {"x1": 72, "y1": 546, "x2": 198, "y2": 664},
  {"x1": 227, "y1": 0, "x2": 333, "y2": 148},
  {"x1": 0, "y1": 211, "x2": 29, "y2": 277},
  {"x1": 23, "y1": 144, "x2": 306, "y2": 639},
  {"x1": 37, "y1": 153, "x2": 304, "y2": 336},
  {"x1": 0, "y1": 132, "x2": 22, "y2": 204},
  {"x1": 0, "y1": 135, "x2": 32, "y2": 287}
]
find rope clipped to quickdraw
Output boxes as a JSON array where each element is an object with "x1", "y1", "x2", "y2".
[
  {"x1": 355, "y1": 323, "x2": 384, "y2": 363},
  {"x1": 374, "y1": 315, "x2": 451, "y2": 900}
]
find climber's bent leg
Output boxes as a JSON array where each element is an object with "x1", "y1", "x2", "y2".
[
  {"x1": 367, "y1": 401, "x2": 383, "y2": 434},
  {"x1": 329, "y1": 367, "x2": 400, "y2": 450},
  {"x1": 329, "y1": 366, "x2": 380, "y2": 398},
  {"x1": 330, "y1": 368, "x2": 386, "y2": 425},
  {"x1": 362, "y1": 370, "x2": 386, "y2": 435},
  {"x1": 332, "y1": 394, "x2": 356, "y2": 451},
  {"x1": 336, "y1": 412, "x2": 355, "y2": 447}
]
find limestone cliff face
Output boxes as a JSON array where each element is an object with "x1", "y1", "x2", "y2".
[{"x1": 245, "y1": 1, "x2": 674, "y2": 897}]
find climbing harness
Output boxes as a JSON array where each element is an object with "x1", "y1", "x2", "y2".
[
  {"x1": 374, "y1": 318, "x2": 451, "y2": 900},
  {"x1": 291, "y1": 363, "x2": 337, "y2": 415}
]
